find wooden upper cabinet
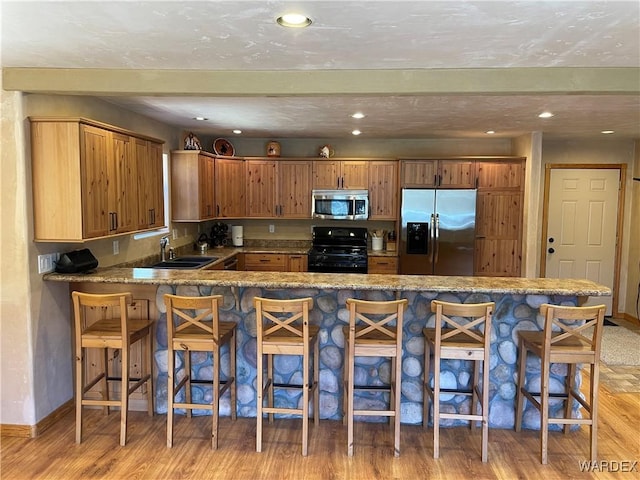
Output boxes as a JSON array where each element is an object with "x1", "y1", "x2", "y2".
[
  {"x1": 171, "y1": 150, "x2": 215, "y2": 221},
  {"x1": 476, "y1": 159, "x2": 525, "y2": 190},
  {"x1": 136, "y1": 138, "x2": 165, "y2": 229},
  {"x1": 244, "y1": 159, "x2": 312, "y2": 218},
  {"x1": 215, "y1": 158, "x2": 245, "y2": 218},
  {"x1": 80, "y1": 124, "x2": 110, "y2": 238},
  {"x1": 110, "y1": 132, "x2": 138, "y2": 234},
  {"x1": 368, "y1": 161, "x2": 398, "y2": 220},
  {"x1": 401, "y1": 159, "x2": 475, "y2": 188},
  {"x1": 312, "y1": 160, "x2": 368, "y2": 189},
  {"x1": 30, "y1": 118, "x2": 164, "y2": 241},
  {"x1": 245, "y1": 159, "x2": 277, "y2": 217},
  {"x1": 279, "y1": 160, "x2": 312, "y2": 218}
]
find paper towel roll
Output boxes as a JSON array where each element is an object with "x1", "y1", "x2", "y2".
[{"x1": 232, "y1": 225, "x2": 243, "y2": 246}]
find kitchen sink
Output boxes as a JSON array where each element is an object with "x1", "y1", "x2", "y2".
[{"x1": 147, "y1": 256, "x2": 218, "y2": 269}]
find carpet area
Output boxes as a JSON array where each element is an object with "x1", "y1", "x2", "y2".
[{"x1": 600, "y1": 325, "x2": 640, "y2": 366}]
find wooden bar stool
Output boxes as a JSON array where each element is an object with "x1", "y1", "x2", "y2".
[
  {"x1": 164, "y1": 294, "x2": 237, "y2": 449},
  {"x1": 515, "y1": 303, "x2": 606, "y2": 464},
  {"x1": 423, "y1": 300, "x2": 494, "y2": 462},
  {"x1": 72, "y1": 291, "x2": 154, "y2": 446},
  {"x1": 254, "y1": 296, "x2": 319, "y2": 456},
  {"x1": 343, "y1": 298, "x2": 408, "y2": 457}
]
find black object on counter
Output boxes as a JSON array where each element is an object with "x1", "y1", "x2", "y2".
[{"x1": 55, "y1": 248, "x2": 99, "y2": 273}]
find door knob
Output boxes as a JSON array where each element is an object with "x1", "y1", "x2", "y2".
[
  {"x1": 548, "y1": 237, "x2": 554, "y2": 243},
  {"x1": 548, "y1": 248, "x2": 555, "y2": 254}
]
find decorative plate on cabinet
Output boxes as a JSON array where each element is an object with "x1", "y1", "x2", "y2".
[{"x1": 213, "y1": 138, "x2": 235, "y2": 156}]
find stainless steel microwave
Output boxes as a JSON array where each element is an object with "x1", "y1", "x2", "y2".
[{"x1": 311, "y1": 189, "x2": 369, "y2": 220}]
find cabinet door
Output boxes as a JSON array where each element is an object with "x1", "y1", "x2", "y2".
[
  {"x1": 341, "y1": 161, "x2": 369, "y2": 189},
  {"x1": 137, "y1": 139, "x2": 166, "y2": 227},
  {"x1": 476, "y1": 160, "x2": 524, "y2": 190},
  {"x1": 216, "y1": 158, "x2": 245, "y2": 217},
  {"x1": 475, "y1": 191, "x2": 522, "y2": 276},
  {"x1": 368, "y1": 161, "x2": 398, "y2": 220},
  {"x1": 438, "y1": 160, "x2": 476, "y2": 188},
  {"x1": 312, "y1": 160, "x2": 340, "y2": 189},
  {"x1": 200, "y1": 155, "x2": 216, "y2": 219},
  {"x1": 287, "y1": 254, "x2": 308, "y2": 272},
  {"x1": 401, "y1": 160, "x2": 437, "y2": 187},
  {"x1": 80, "y1": 124, "x2": 110, "y2": 238},
  {"x1": 246, "y1": 159, "x2": 276, "y2": 217},
  {"x1": 148, "y1": 141, "x2": 165, "y2": 228},
  {"x1": 279, "y1": 160, "x2": 312, "y2": 218},
  {"x1": 109, "y1": 132, "x2": 138, "y2": 233}
]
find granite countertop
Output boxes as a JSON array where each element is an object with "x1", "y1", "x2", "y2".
[{"x1": 45, "y1": 266, "x2": 610, "y2": 296}]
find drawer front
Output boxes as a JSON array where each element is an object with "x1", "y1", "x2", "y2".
[
  {"x1": 244, "y1": 253, "x2": 287, "y2": 271},
  {"x1": 368, "y1": 256, "x2": 398, "y2": 274}
]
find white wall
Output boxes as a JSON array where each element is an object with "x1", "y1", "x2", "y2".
[{"x1": 541, "y1": 138, "x2": 637, "y2": 314}]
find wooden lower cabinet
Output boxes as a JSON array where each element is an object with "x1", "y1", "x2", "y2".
[
  {"x1": 368, "y1": 256, "x2": 398, "y2": 274},
  {"x1": 242, "y1": 253, "x2": 308, "y2": 272},
  {"x1": 287, "y1": 254, "x2": 308, "y2": 272},
  {"x1": 243, "y1": 253, "x2": 287, "y2": 271}
]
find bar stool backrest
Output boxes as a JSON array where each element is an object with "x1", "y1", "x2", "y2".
[
  {"x1": 255, "y1": 297, "x2": 314, "y2": 342},
  {"x1": 346, "y1": 298, "x2": 408, "y2": 341},
  {"x1": 539, "y1": 303, "x2": 607, "y2": 356},
  {"x1": 430, "y1": 300, "x2": 494, "y2": 350},
  {"x1": 165, "y1": 294, "x2": 223, "y2": 343}
]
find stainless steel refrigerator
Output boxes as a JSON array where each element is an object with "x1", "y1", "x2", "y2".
[{"x1": 399, "y1": 189, "x2": 477, "y2": 275}]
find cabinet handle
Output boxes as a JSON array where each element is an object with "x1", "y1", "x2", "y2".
[
  {"x1": 337, "y1": 177, "x2": 340, "y2": 189},
  {"x1": 114, "y1": 212, "x2": 118, "y2": 231},
  {"x1": 217, "y1": 205, "x2": 220, "y2": 216},
  {"x1": 341, "y1": 176, "x2": 345, "y2": 188}
]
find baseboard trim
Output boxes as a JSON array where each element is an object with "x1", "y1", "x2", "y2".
[
  {"x1": 621, "y1": 312, "x2": 640, "y2": 326},
  {"x1": 1, "y1": 399, "x2": 74, "y2": 438}
]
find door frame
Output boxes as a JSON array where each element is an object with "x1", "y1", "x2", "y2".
[{"x1": 540, "y1": 163, "x2": 626, "y2": 316}]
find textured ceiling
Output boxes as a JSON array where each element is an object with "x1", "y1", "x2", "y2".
[{"x1": 2, "y1": 1, "x2": 639, "y2": 139}]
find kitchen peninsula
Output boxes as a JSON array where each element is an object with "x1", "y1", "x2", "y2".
[{"x1": 46, "y1": 263, "x2": 610, "y2": 429}]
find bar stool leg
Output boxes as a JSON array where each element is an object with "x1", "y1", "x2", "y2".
[
  {"x1": 393, "y1": 352, "x2": 402, "y2": 457},
  {"x1": 167, "y1": 346, "x2": 175, "y2": 448},
  {"x1": 590, "y1": 361, "x2": 600, "y2": 462},
  {"x1": 256, "y1": 350, "x2": 263, "y2": 453},
  {"x1": 302, "y1": 341, "x2": 310, "y2": 456},
  {"x1": 267, "y1": 354, "x2": 274, "y2": 424},
  {"x1": 347, "y1": 344, "x2": 355, "y2": 457},
  {"x1": 119, "y1": 344, "x2": 130, "y2": 447},
  {"x1": 75, "y1": 346, "x2": 84, "y2": 444},
  {"x1": 540, "y1": 355, "x2": 550, "y2": 465},
  {"x1": 423, "y1": 341, "x2": 431, "y2": 429},
  {"x1": 212, "y1": 347, "x2": 220, "y2": 450},
  {"x1": 514, "y1": 339, "x2": 527, "y2": 433},
  {"x1": 314, "y1": 337, "x2": 320, "y2": 426},
  {"x1": 231, "y1": 329, "x2": 237, "y2": 421},
  {"x1": 481, "y1": 358, "x2": 489, "y2": 462},
  {"x1": 564, "y1": 364, "x2": 576, "y2": 434}
]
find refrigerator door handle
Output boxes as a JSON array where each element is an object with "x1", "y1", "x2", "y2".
[
  {"x1": 434, "y1": 213, "x2": 440, "y2": 264},
  {"x1": 429, "y1": 213, "x2": 436, "y2": 264}
]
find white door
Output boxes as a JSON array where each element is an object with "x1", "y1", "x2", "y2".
[{"x1": 545, "y1": 168, "x2": 619, "y2": 314}]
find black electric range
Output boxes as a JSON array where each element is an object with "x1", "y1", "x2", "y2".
[{"x1": 308, "y1": 226, "x2": 368, "y2": 274}]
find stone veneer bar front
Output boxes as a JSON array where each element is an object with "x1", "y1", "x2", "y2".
[{"x1": 47, "y1": 265, "x2": 610, "y2": 430}]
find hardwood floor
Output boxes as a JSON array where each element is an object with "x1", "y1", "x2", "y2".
[{"x1": 2, "y1": 369, "x2": 639, "y2": 480}]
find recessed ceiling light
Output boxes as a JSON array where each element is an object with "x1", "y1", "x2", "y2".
[
  {"x1": 276, "y1": 13, "x2": 312, "y2": 28},
  {"x1": 538, "y1": 111, "x2": 554, "y2": 119},
  {"x1": 352, "y1": 130, "x2": 362, "y2": 136},
  {"x1": 486, "y1": 130, "x2": 495, "y2": 135},
  {"x1": 351, "y1": 112, "x2": 365, "y2": 119},
  {"x1": 601, "y1": 130, "x2": 615, "y2": 135},
  {"x1": 194, "y1": 116, "x2": 208, "y2": 121},
  {"x1": 233, "y1": 129, "x2": 242, "y2": 135}
]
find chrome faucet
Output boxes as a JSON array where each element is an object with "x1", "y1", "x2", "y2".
[{"x1": 160, "y1": 235, "x2": 170, "y2": 261}]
